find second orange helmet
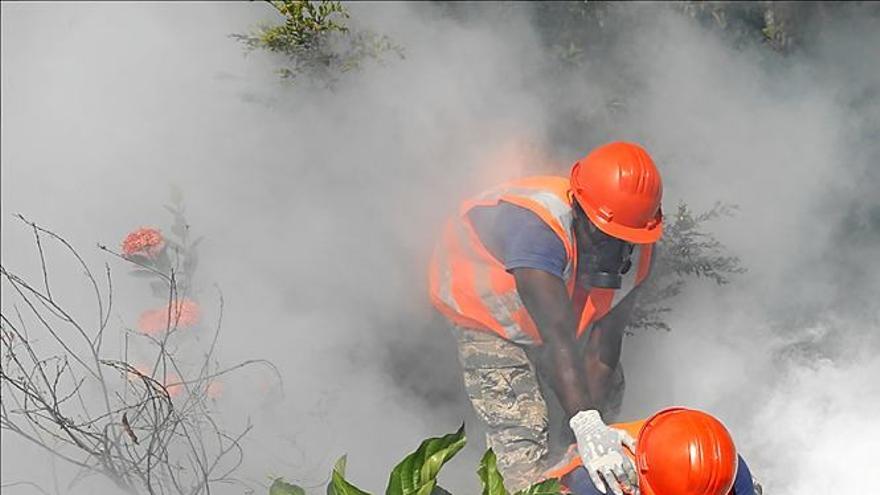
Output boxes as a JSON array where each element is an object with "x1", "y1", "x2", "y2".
[{"x1": 636, "y1": 408, "x2": 739, "y2": 495}]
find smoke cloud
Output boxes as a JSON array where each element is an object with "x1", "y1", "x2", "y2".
[{"x1": 2, "y1": 2, "x2": 878, "y2": 494}]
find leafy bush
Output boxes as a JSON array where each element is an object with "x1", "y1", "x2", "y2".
[
  {"x1": 630, "y1": 201, "x2": 746, "y2": 332},
  {"x1": 269, "y1": 426, "x2": 561, "y2": 495},
  {"x1": 232, "y1": 0, "x2": 403, "y2": 86}
]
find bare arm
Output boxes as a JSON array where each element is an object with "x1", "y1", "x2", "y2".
[
  {"x1": 512, "y1": 268, "x2": 596, "y2": 418},
  {"x1": 582, "y1": 286, "x2": 639, "y2": 408}
]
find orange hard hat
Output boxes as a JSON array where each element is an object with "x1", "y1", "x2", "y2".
[
  {"x1": 635, "y1": 408, "x2": 738, "y2": 495},
  {"x1": 570, "y1": 142, "x2": 663, "y2": 244}
]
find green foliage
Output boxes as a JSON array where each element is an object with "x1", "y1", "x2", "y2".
[
  {"x1": 630, "y1": 201, "x2": 747, "y2": 332},
  {"x1": 269, "y1": 428, "x2": 561, "y2": 495},
  {"x1": 386, "y1": 424, "x2": 466, "y2": 495},
  {"x1": 514, "y1": 479, "x2": 561, "y2": 495},
  {"x1": 334, "y1": 455, "x2": 349, "y2": 477},
  {"x1": 330, "y1": 468, "x2": 371, "y2": 495},
  {"x1": 658, "y1": 202, "x2": 745, "y2": 284},
  {"x1": 477, "y1": 448, "x2": 561, "y2": 495},
  {"x1": 232, "y1": 0, "x2": 403, "y2": 86},
  {"x1": 759, "y1": 7, "x2": 792, "y2": 53},
  {"x1": 325, "y1": 455, "x2": 371, "y2": 495},
  {"x1": 245, "y1": 0, "x2": 349, "y2": 53},
  {"x1": 477, "y1": 449, "x2": 508, "y2": 495},
  {"x1": 526, "y1": 1, "x2": 829, "y2": 64},
  {"x1": 271, "y1": 478, "x2": 307, "y2": 495},
  {"x1": 675, "y1": 1, "x2": 798, "y2": 53}
]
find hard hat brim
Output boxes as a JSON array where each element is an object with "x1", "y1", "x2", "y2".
[{"x1": 581, "y1": 202, "x2": 663, "y2": 244}]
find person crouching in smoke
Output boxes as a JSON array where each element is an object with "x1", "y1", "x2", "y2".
[
  {"x1": 429, "y1": 142, "x2": 663, "y2": 490},
  {"x1": 545, "y1": 407, "x2": 764, "y2": 495}
]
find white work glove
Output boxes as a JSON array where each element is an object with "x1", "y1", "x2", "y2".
[{"x1": 570, "y1": 410, "x2": 639, "y2": 495}]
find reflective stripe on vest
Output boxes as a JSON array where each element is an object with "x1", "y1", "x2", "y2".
[
  {"x1": 432, "y1": 217, "x2": 533, "y2": 343},
  {"x1": 430, "y1": 176, "x2": 653, "y2": 345}
]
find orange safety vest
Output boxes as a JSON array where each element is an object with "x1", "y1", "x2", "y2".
[{"x1": 429, "y1": 176, "x2": 653, "y2": 345}]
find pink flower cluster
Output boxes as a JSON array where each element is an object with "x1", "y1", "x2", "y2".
[
  {"x1": 137, "y1": 299, "x2": 201, "y2": 335},
  {"x1": 121, "y1": 227, "x2": 166, "y2": 259}
]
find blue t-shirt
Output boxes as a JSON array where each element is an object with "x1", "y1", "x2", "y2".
[{"x1": 468, "y1": 201, "x2": 568, "y2": 279}]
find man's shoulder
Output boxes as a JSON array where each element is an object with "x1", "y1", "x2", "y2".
[
  {"x1": 484, "y1": 202, "x2": 564, "y2": 246},
  {"x1": 469, "y1": 201, "x2": 569, "y2": 279}
]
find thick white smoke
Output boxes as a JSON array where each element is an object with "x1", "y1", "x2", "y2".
[{"x1": 2, "y1": 2, "x2": 878, "y2": 494}]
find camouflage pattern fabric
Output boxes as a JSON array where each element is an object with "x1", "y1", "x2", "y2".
[
  {"x1": 450, "y1": 326, "x2": 627, "y2": 490},
  {"x1": 451, "y1": 326, "x2": 550, "y2": 491}
]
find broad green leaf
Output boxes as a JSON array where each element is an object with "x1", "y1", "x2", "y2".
[
  {"x1": 513, "y1": 478, "x2": 561, "y2": 495},
  {"x1": 328, "y1": 465, "x2": 371, "y2": 495},
  {"x1": 386, "y1": 424, "x2": 466, "y2": 495},
  {"x1": 269, "y1": 478, "x2": 306, "y2": 495},
  {"x1": 477, "y1": 449, "x2": 508, "y2": 495},
  {"x1": 334, "y1": 455, "x2": 348, "y2": 476}
]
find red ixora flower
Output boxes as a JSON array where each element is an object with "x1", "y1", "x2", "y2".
[
  {"x1": 137, "y1": 299, "x2": 201, "y2": 335},
  {"x1": 121, "y1": 227, "x2": 166, "y2": 259}
]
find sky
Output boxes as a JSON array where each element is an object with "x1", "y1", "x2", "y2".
[{"x1": 2, "y1": 2, "x2": 879, "y2": 494}]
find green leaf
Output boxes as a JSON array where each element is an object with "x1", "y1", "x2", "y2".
[
  {"x1": 270, "y1": 478, "x2": 306, "y2": 495},
  {"x1": 334, "y1": 455, "x2": 348, "y2": 476},
  {"x1": 386, "y1": 424, "x2": 466, "y2": 495},
  {"x1": 513, "y1": 478, "x2": 562, "y2": 495},
  {"x1": 477, "y1": 449, "x2": 508, "y2": 495},
  {"x1": 327, "y1": 463, "x2": 371, "y2": 495}
]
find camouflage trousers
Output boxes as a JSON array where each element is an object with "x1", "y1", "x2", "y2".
[
  {"x1": 452, "y1": 327, "x2": 549, "y2": 491},
  {"x1": 451, "y1": 326, "x2": 625, "y2": 492}
]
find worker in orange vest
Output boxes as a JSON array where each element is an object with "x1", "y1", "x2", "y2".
[
  {"x1": 429, "y1": 142, "x2": 663, "y2": 491},
  {"x1": 544, "y1": 407, "x2": 763, "y2": 495}
]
